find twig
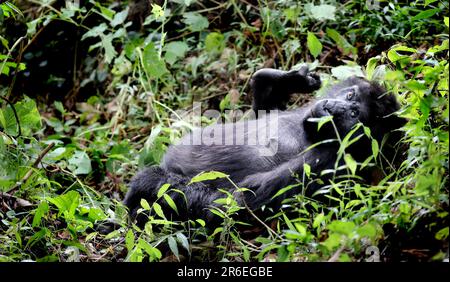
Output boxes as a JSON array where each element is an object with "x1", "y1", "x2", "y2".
[
  {"x1": 0, "y1": 192, "x2": 33, "y2": 207},
  {"x1": 328, "y1": 245, "x2": 346, "y2": 262},
  {"x1": 9, "y1": 142, "x2": 55, "y2": 194},
  {"x1": 0, "y1": 96, "x2": 21, "y2": 137}
]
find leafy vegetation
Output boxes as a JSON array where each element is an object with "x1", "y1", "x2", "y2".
[{"x1": 0, "y1": 0, "x2": 448, "y2": 262}]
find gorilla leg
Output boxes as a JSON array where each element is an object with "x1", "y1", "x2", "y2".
[
  {"x1": 250, "y1": 66, "x2": 321, "y2": 112},
  {"x1": 125, "y1": 166, "x2": 228, "y2": 226}
]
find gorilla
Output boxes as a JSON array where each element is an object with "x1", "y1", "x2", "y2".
[{"x1": 124, "y1": 66, "x2": 405, "y2": 226}]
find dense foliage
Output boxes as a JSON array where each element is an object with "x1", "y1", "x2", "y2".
[{"x1": 0, "y1": 0, "x2": 448, "y2": 262}]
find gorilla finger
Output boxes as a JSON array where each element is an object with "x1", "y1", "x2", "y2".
[{"x1": 298, "y1": 65, "x2": 309, "y2": 76}]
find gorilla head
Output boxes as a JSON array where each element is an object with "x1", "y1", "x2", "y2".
[{"x1": 306, "y1": 76, "x2": 405, "y2": 144}]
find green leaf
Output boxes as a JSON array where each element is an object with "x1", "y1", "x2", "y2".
[
  {"x1": 196, "y1": 219, "x2": 206, "y2": 227},
  {"x1": 32, "y1": 201, "x2": 49, "y2": 227},
  {"x1": 140, "y1": 199, "x2": 151, "y2": 211},
  {"x1": 326, "y1": 28, "x2": 355, "y2": 55},
  {"x1": 183, "y1": 12, "x2": 209, "y2": 32},
  {"x1": 303, "y1": 163, "x2": 311, "y2": 178},
  {"x1": 152, "y1": 202, "x2": 165, "y2": 219},
  {"x1": 138, "y1": 239, "x2": 162, "y2": 261},
  {"x1": 366, "y1": 56, "x2": 380, "y2": 80},
  {"x1": 307, "y1": 32, "x2": 322, "y2": 58},
  {"x1": 205, "y1": 32, "x2": 225, "y2": 53},
  {"x1": 271, "y1": 184, "x2": 298, "y2": 199},
  {"x1": 47, "y1": 191, "x2": 80, "y2": 217},
  {"x1": 101, "y1": 33, "x2": 117, "y2": 64},
  {"x1": 331, "y1": 65, "x2": 365, "y2": 80},
  {"x1": 0, "y1": 96, "x2": 41, "y2": 136},
  {"x1": 357, "y1": 224, "x2": 377, "y2": 239},
  {"x1": 445, "y1": 17, "x2": 449, "y2": 28},
  {"x1": 328, "y1": 220, "x2": 355, "y2": 236},
  {"x1": 94, "y1": 2, "x2": 115, "y2": 21},
  {"x1": 317, "y1": 115, "x2": 333, "y2": 131},
  {"x1": 176, "y1": 232, "x2": 190, "y2": 252},
  {"x1": 309, "y1": 4, "x2": 336, "y2": 21},
  {"x1": 189, "y1": 171, "x2": 229, "y2": 184},
  {"x1": 344, "y1": 154, "x2": 357, "y2": 175},
  {"x1": 81, "y1": 24, "x2": 108, "y2": 40},
  {"x1": 125, "y1": 229, "x2": 135, "y2": 252},
  {"x1": 435, "y1": 227, "x2": 449, "y2": 240},
  {"x1": 167, "y1": 236, "x2": 180, "y2": 260},
  {"x1": 371, "y1": 139, "x2": 379, "y2": 159},
  {"x1": 157, "y1": 183, "x2": 171, "y2": 198},
  {"x1": 163, "y1": 41, "x2": 189, "y2": 65},
  {"x1": 68, "y1": 150, "x2": 92, "y2": 175},
  {"x1": 143, "y1": 42, "x2": 168, "y2": 79},
  {"x1": 163, "y1": 194, "x2": 178, "y2": 214},
  {"x1": 411, "y1": 8, "x2": 439, "y2": 21},
  {"x1": 110, "y1": 7, "x2": 129, "y2": 27},
  {"x1": 323, "y1": 233, "x2": 342, "y2": 250},
  {"x1": 313, "y1": 213, "x2": 325, "y2": 228}
]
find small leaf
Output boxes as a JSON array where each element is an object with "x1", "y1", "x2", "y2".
[
  {"x1": 331, "y1": 65, "x2": 365, "y2": 80},
  {"x1": 110, "y1": 7, "x2": 129, "y2": 27},
  {"x1": 189, "y1": 171, "x2": 229, "y2": 184},
  {"x1": 309, "y1": 4, "x2": 336, "y2": 21},
  {"x1": 435, "y1": 227, "x2": 449, "y2": 240},
  {"x1": 138, "y1": 239, "x2": 162, "y2": 261},
  {"x1": 344, "y1": 154, "x2": 357, "y2": 175},
  {"x1": 366, "y1": 56, "x2": 380, "y2": 80},
  {"x1": 307, "y1": 32, "x2": 322, "y2": 58},
  {"x1": 317, "y1": 115, "x2": 334, "y2": 130},
  {"x1": 196, "y1": 219, "x2": 206, "y2": 227},
  {"x1": 152, "y1": 202, "x2": 165, "y2": 219},
  {"x1": 101, "y1": 33, "x2": 117, "y2": 64},
  {"x1": 176, "y1": 232, "x2": 190, "y2": 252},
  {"x1": 143, "y1": 42, "x2": 168, "y2": 79},
  {"x1": 328, "y1": 220, "x2": 355, "y2": 236},
  {"x1": 272, "y1": 184, "x2": 298, "y2": 199},
  {"x1": 163, "y1": 194, "x2": 178, "y2": 214},
  {"x1": 371, "y1": 139, "x2": 379, "y2": 159},
  {"x1": 304, "y1": 163, "x2": 311, "y2": 178},
  {"x1": 47, "y1": 191, "x2": 80, "y2": 217},
  {"x1": 205, "y1": 32, "x2": 225, "y2": 53},
  {"x1": 125, "y1": 229, "x2": 135, "y2": 252},
  {"x1": 157, "y1": 183, "x2": 171, "y2": 198},
  {"x1": 313, "y1": 213, "x2": 325, "y2": 228},
  {"x1": 357, "y1": 224, "x2": 377, "y2": 239},
  {"x1": 167, "y1": 236, "x2": 179, "y2": 260},
  {"x1": 140, "y1": 199, "x2": 151, "y2": 211},
  {"x1": 32, "y1": 201, "x2": 49, "y2": 227},
  {"x1": 164, "y1": 41, "x2": 189, "y2": 65},
  {"x1": 411, "y1": 8, "x2": 439, "y2": 21},
  {"x1": 183, "y1": 12, "x2": 209, "y2": 32},
  {"x1": 68, "y1": 150, "x2": 92, "y2": 175}
]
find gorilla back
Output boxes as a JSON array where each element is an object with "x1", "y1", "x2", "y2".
[{"x1": 124, "y1": 67, "x2": 405, "y2": 226}]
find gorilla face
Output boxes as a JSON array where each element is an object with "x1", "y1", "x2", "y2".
[{"x1": 306, "y1": 77, "x2": 402, "y2": 141}]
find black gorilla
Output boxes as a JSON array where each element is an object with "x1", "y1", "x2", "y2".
[{"x1": 124, "y1": 66, "x2": 405, "y2": 225}]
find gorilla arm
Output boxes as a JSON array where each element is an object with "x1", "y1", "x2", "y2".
[{"x1": 238, "y1": 157, "x2": 305, "y2": 209}]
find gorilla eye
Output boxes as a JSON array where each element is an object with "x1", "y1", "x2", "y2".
[
  {"x1": 350, "y1": 110, "x2": 357, "y2": 118},
  {"x1": 347, "y1": 90, "x2": 354, "y2": 100}
]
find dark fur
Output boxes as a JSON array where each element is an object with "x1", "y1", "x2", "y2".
[{"x1": 124, "y1": 66, "x2": 406, "y2": 225}]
